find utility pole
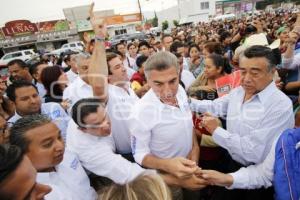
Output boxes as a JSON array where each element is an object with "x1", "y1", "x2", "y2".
[
  {"x1": 137, "y1": 0, "x2": 143, "y2": 22},
  {"x1": 177, "y1": 0, "x2": 181, "y2": 19}
]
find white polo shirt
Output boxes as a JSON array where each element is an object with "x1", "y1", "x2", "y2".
[
  {"x1": 37, "y1": 150, "x2": 97, "y2": 200},
  {"x1": 130, "y1": 86, "x2": 193, "y2": 165},
  {"x1": 8, "y1": 102, "x2": 70, "y2": 141},
  {"x1": 66, "y1": 120, "x2": 147, "y2": 184},
  {"x1": 63, "y1": 78, "x2": 138, "y2": 154}
]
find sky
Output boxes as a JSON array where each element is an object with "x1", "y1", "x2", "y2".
[{"x1": 0, "y1": 0, "x2": 178, "y2": 25}]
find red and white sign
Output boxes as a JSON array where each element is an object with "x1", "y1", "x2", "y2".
[{"x1": 2, "y1": 20, "x2": 38, "y2": 37}]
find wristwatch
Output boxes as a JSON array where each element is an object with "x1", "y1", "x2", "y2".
[{"x1": 95, "y1": 36, "x2": 105, "y2": 42}]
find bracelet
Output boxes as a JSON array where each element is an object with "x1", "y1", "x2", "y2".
[{"x1": 95, "y1": 36, "x2": 105, "y2": 42}]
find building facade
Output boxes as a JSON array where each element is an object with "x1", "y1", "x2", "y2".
[{"x1": 0, "y1": 19, "x2": 79, "y2": 55}]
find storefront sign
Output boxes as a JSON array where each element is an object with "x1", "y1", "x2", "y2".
[
  {"x1": 2, "y1": 20, "x2": 38, "y2": 37},
  {"x1": 38, "y1": 20, "x2": 69, "y2": 32}
]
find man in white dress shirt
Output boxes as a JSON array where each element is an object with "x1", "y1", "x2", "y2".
[
  {"x1": 30, "y1": 61, "x2": 47, "y2": 101},
  {"x1": 67, "y1": 97, "x2": 206, "y2": 191},
  {"x1": 9, "y1": 114, "x2": 97, "y2": 200},
  {"x1": 63, "y1": 52, "x2": 93, "y2": 113},
  {"x1": 6, "y1": 80, "x2": 70, "y2": 141},
  {"x1": 67, "y1": 98, "x2": 147, "y2": 185},
  {"x1": 65, "y1": 53, "x2": 79, "y2": 84},
  {"x1": 129, "y1": 51, "x2": 205, "y2": 199},
  {"x1": 63, "y1": 6, "x2": 139, "y2": 156},
  {"x1": 65, "y1": 4, "x2": 209, "y2": 192},
  {"x1": 190, "y1": 45, "x2": 294, "y2": 200}
]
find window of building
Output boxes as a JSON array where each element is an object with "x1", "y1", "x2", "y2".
[{"x1": 200, "y1": 2, "x2": 209, "y2": 10}]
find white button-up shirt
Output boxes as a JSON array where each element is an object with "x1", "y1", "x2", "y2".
[
  {"x1": 65, "y1": 69, "x2": 78, "y2": 84},
  {"x1": 190, "y1": 81, "x2": 294, "y2": 166},
  {"x1": 130, "y1": 86, "x2": 193, "y2": 165},
  {"x1": 66, "y1": 120, "x2": 147, "y2": 184},
  {"x1": 63, "y1": 77, "x2": 93, "y2": 114},
  {"x1": 228, "y1": 138, "x2": 277, "y2": 190},
  {"x1": 63, "y1": 79, "x2": 138, "y2": 154},
  {"x1": 36, "y1": 82, "x2": 47, "y2": 102},
  {"x1": 8, "y1": 102, "x2": 70, "y2": 140},
  {"x1": 181, "y1": 69, "x2": 195, "y2": 90},
  {"x1": 107, "y1": 84, "x2": 139, "y2": 154},
  {"x1": 37, "y1": 150, "x2": 97, "y2": 200}
]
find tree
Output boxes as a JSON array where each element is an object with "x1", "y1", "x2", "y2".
[
  {"x1": 162, "y1": 20, "x2": 169, "y2": 32},
  {"x1": 173, "y1": 20, "x2": 179, "y2": 27},
  {"x1": 152, "y1": 11, "x2": 158, "y2": 27}
]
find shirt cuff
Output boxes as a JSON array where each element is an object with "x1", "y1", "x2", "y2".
[
  {"x1": 212, "y1": 127, "x2": 230, "y2": 147},
  {"x1": 190, "y1": 98, "x2": 205, "y2": 113},
  {"x1": 133, "y1": 152, "x2": 148, "y2": 165},
  {"x1": 281, "y1": 57, "x2": 293, "y2": 66},
  {"x1": 226, "y1": 170, "x2": 247, "y2": 190}
]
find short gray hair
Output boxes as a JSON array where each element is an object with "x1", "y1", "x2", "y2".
[
  {"x1": 9, "y1": 114, "x2": 52, "y2": 152},
  {"x1": 73, "y1": 52, "x2": 91, "y2": 67},
  {"x1": 144, "y1": 51, "x2": 179, "y2": 78}
]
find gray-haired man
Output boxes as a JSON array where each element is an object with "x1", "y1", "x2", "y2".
[{"x1": 129, "y1": 51, "x2": 204, "y2": 199}]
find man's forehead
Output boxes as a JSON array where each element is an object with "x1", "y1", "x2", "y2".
[
  {"x1": 109, "y1": 57, "x2": 122, "y2": 67},
  {"x1": 9, "y1": 64, "x2": 22, "y2": 69},
  {"x1": 16, "y1": 86, "x2": 37, "y2": 94},
  {"x1": 26, "y1": 122, "x2": 59, "y2": 140},
  {"x1": 240, "y1": 56, "x2": 269, "y2": 69}
]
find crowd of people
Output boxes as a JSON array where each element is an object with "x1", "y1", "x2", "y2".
[{"x1": 1, "y1": 3, "x2": 300, "y2": 200}]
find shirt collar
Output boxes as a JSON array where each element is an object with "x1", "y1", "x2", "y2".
[
  {"x1": 256, "y1": 81, "x2": 277, "y2": 105},
  {"x1": 75, "y1": 77, "x2": 90, "y2": 88},
  {"x1": 146, "y1": 86, "x2": 186, "y2": 109}
]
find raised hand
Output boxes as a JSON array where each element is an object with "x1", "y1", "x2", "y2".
[{"x1": 89, "y1": 2, "x2": 107, "y2": 38}]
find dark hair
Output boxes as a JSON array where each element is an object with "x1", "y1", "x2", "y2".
[
  {"x1": 203, "y1": 42, "x2": 224, "y2": 55},
  {"x1": 127, "y1": 42, "x2": 136, "y2": 50},
  {"x1": 9, "y1": 114, "x2": 51, "y2": 153},
  {"x1": 90, "y1": 39, "x2": 95, "y2": 45},
  {"x1": 0, "y1": 144, "x2": 23, "y2": 186},
  {"x1": 170, "y1": 41, "x2": 184, "y2": 54},
  {"x1": 106, "y1": 52, "x2": 119, "y2": 75},
  {"x1": 40, "y1": 65, "x2": 64, "y2": 98},
  {"x1": 188, "y1": 44, "x2": 200, "y2": 55},
  {"x1": 161, "y1": 34, "x2": 173, "y2": 42},
  {"x1": 136, "y1": 55, "x2": 148, "y2": 69},
  {"x1": 6, "y1": 80, "x2": 38, "y2": 102},
  {"x1": 244, "y1": 25, "x2": 257, "y2": 35},
  {"x1": 7, "y1": 59, "x2": 28, "y2": 69},
  {"x1": 220, "y1": 31, "x2": 231, "y2": 43},
  {"x1": 174, "y1": 52, "x2": 183, "y2": 59},
  {"x1": 207, "y1": 53, "x2": 232, "y2": 74},
  {"x1": 29, "y1": 61, "x2": 45, "y2": 77},
  {"x1": 115, "y1": 42, "x2": 125, "y2": 51},
  {"x1": 243, "y1": 45, "x2": 277, "y2": 70},
  {"x1": 71, "y1": 98, "x2": 106, "y2": 128},
  {"x1": 138, "y1": 41, "x2": 150, "y2": 50}
]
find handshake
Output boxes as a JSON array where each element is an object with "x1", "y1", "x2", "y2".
[{"x1": 162, "y1": 157, "x2": 233, "y2": 190}]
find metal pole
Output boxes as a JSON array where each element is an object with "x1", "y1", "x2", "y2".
[
  {"x1": 138, "y1": 0, "x2": 143, "y2": 22},
  {"x1": 177, "y1": 0, "x2": 181, "y2": 19}
]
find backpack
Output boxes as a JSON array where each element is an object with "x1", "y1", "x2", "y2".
[{"x1": 274, "y1": 128, "x2": 300, "y2": 200}]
